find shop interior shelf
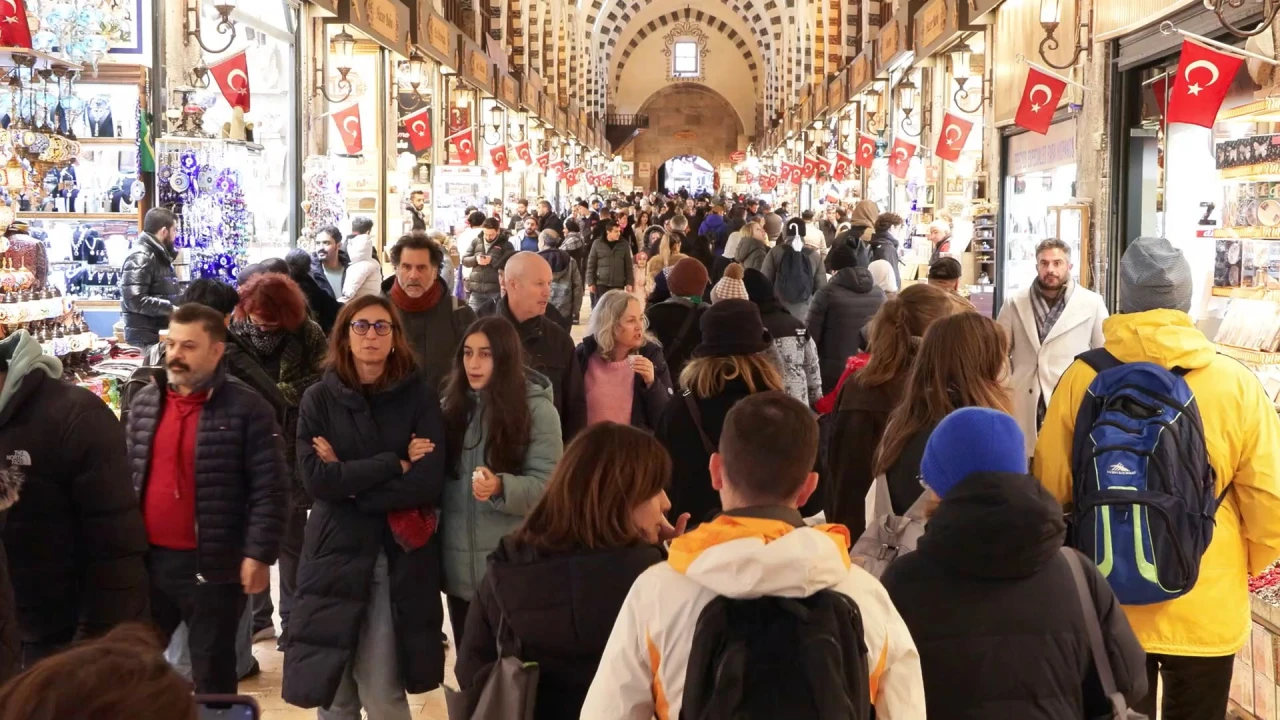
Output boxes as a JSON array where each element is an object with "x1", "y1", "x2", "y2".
[
  {"x1": 77, "y1": 138, "x2": 137, "y2": 146},
  {"x1": 156, "y1": 136, "x2": 264, "y2": 153},
  {"x1": 18, "y1": 212, "x2": 137, "y2": 221},
  {"x1": 1221, "y1": 163, "x2": 1280, "y2": 182},
  {"x1": 0, "y1": 47, "x2": 79, "y2": 71},
  {"x1": 1208, "y1": 227, "x2": 1280, "y2": 240}
]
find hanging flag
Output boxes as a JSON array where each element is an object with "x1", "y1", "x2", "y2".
[
  {"x1": 1167, "y1": 39, "x2": 1243, "y2": 128},
  {"x1": 788, "y1": 163, "x2": 803, "y2": 185},
  {"x1": 549, "y1": 159, "x2": 566, "y2": 177},
  {"x1": 832, "y1": 152, "x2": 853, "y2": 182},
  {"x1": 514, "y1": 141, "x2": 532, "y2": 165},
  {"x1": 490, "y1": 144, "x2": 509, "y2": 173},
  {"x1": 1014, "y1": 67, "x2": 1067, "y2": 135},
  {"x1": 887, "y1": 138, "x2": 916, "y2": 179},
  {"x1": 1149, "y1": 74, "x2": 1169, "y2": 120},
  {"x1": 801, "y1": 156, "x2": 820, "y2": 181},
  {"x1": 0, "y1": 0, "x2": 32, "y2": 49},
  {"x1": 778, "y1": 162, "x2": 794, "y2": 185},
  {"x1": 935, "y1": 113, "x2": 975, "y2": 163},
  {"x1": 816, "y1": 156, "x2": 832, "y2": 179},
  {"x1": 332, "y1": 104, "x2": 363, "y2": 155},
  {"x1": 855, "y1": 133, "x2": 877, "y2": 169},
  {"x1": 535, "y1": 152, "x2": 550, "y2": 171},
  {"x1": 451, "y1": 127, "x2": 477, "y2": 165},
  {"x1": 401, "y1": 106, "x2": 432, "y2": 153},
  {"x1": 209, "y1": 51, "x2": 251, "y2": 113}
]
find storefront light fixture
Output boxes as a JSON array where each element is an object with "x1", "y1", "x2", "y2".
[
  {"x1": 897, "y1": 78, "x2": 923, "y2": 137},
  {"x1": 313, "y1": 27, "x2": 356, "y2": 104},
  {"x1": 397, "y1": 53, "x2": 430, "y2": 110},
  {"x1": 1203, "y1": 0, "x2": 1280, "y2": 37},
  {"x1": 484, "y1": 102, "x2": 505, "y2": 144},
  {"x1": 508, "y1": 112, "x2": 527, "y2": 142},
  {"x1": 1038, "y1": 0, "x2": 1091, "y2": 69},
  {"x1": 950, "y1": 41, "x2": 988, "y2": 114},
  {"x1": 184, "y1": 0, "x2": 238, "y2": 55}
]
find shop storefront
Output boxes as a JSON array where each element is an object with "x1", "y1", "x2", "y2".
[
  {"x1": 848, "y1": 47, "x2": 879, "y2": 205},
  {"x1": 434, "y1": 34, "x2": 492, "y2": 235},
  {"x1": 518, "y1": 70, "x2": 546, "y2": 202}
]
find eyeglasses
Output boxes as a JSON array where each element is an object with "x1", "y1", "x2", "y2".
[{"x1": 350, "y1": 320, "x2": 395, "y2": 336}]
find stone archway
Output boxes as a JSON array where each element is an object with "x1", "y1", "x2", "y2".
[
  {"x1": 629, "y1": 84, "x2": 746, "y2": 190},
  {"x1": 658, "y1": 155, "x2": 716, "y2": 194}
]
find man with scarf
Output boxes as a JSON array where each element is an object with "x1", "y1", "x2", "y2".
[
  {"x1": 997, "y1": 238, "x2": 1108, "y2": 460},
  {"x1": 383, "y1": 231, "x2": 477, "y2": 395}
]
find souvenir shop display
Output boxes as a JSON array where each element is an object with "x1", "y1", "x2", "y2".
[
  {"x1": 157, "y1": 138, "x2": 253, "y2": 284},
  {"x1": 302, "y1": 155, "x2": 345, "y2": 241}
]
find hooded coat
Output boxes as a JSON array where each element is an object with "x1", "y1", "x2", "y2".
[
  {"x1": 0, "y1": 476, "x2": 16, "y2": 684},
  {"x1": 656, "y1": 378, "x2": 757, "y2": 527},
  {"x1": 881, "y1": 472, "x2": 1147, "y2": 719},
  {"x1": 0, "y1": 332, "x2": 149, "y2": 663},
  {"x1": 1035, "y1": 309, "x2": 1280, "y2": 657},
  {"x1": 537, "y1": 248, "x2": 584, "y2": 329},
  {"x1": 760, "y1": 240, "x2": 827, "y2": 321},
  {"x1": 456, "y1": 537, "x2": 665, "y2": 720},
  {"x1": 733, "y1": 235, "x2": 769, "y2": 272},
  {"x1": 806, "y1": 267, "x2": 887, "y2": 393},
  {"x1": 644, "y1": 297, "x2": 707, "y2": 385},
  {"x1": 462, "y1": 233, "x2": 515, "y2": 297},
  {"x1": 827, "y1": 368, "x2": 912, "y2": 535},
  {"x1": 282, "y1": 370, "x2": 448, "y2": 708},
  {"x1": 339, "y1": 234, "x2": 383, "y2": 301},
  {"x1": 440, "y1": 373, "x2": 563, "y2": 602},
  {"x1": 870, "y1": 230, "x2": 902, "y2": 287}
]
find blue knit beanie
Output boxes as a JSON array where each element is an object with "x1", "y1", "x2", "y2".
[{"x1": 920, "y1": 408, "x2": 1027, "y2": 498}]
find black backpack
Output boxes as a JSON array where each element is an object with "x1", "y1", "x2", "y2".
[
  {"x1": 775, "y1": 244, "x2": 814, "y2": 305},
  {"x1": 679, "y1": 590, "x2": 872, "y2": 720}
]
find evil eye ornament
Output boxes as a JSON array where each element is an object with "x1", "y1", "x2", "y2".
[
  {"x1": 158, "y1": 164, "x2": 172, "y2": 182},
  {"x1": 179, "y1": 151, "x2": 198, "y2": 172},
  {"x1": 169, "y1": 172, "x2": 190, "y2": 193},
  {"x1": 129, "y1": 180, "x2": 145, "y2": 202},
  {"x1": 197, "y1": 166, "x2": 216, "y2": 192},
  {"x1": 31, "y1": 31, "x2": 56, "y2": 53}
]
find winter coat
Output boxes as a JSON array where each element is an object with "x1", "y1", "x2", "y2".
[
  {"x1": 383, "y1": 277, "x2": 478, "y2": 395},
  {"x1": 806, "y1": 268, "x2": 886, "y2": 393},
  {"x1": 309, "y1": 253, "x2": 348, "y2": 301},
  {"x1": 518, "y1": 233, "x2": 541, "y2": 253},
  {"x1": 645, "y1": 298, "x2": 707, "y2": 385},
  {"x1": 0, "y1": 504, "x2": 15, "y2": 684},
  {"x1": 0, "y1": 332, "x2": 148, "y2": 656},
  {"x1": 881, "y1": 472, "x2": 1147, "y2": 719},
  {"x1": 698, "y1": 214, "x2": 728, "y2": 248},
  {"x1": 126, "y1": 365, "x2": 287, "y2": 584},
  {"x1": 538, "y1": 248, "x2": 583, "y2": 330},
  {"x1": 869, "y1": 231, "x2": 902, "y2": 287},
  {"x1": 143, "y1": 331, "x2": 287, "y2": 429},
  {"x1": 582, "y1": 509, "x2": 926, "y2": 719},
  {"x1": 733, "y1": 235, "x2": 769, "y2": 272},
  {"x1": 291, "y1": 268, "x2": 341, "y2": 335},
  {"x1": 586, "y1": 237, "x2": 634, "y2": 290},
  {"x1": 283, "y1": 371, "x2": 448, "y2": 708},
  {"x1": 759, "y1": 243, "x2": 827, "y2": 321},
  {"x1": 996, "y1": 285, "x2": 1108, "y2": 457},
  {"x1": 573, "y1": 336, "x2": 673, "y2": 431},
  {"x1": 489, "y1": 299, "x2": 587, "y2": 442},
  {"x1": 457, "y1": 537, "x2": 664, "y2": 720},
  {"x1": 119, "y1": 233, "x2": 180, "y2": 344},
  {"x1": 462, "y1": 234, "x2": 515, "y2": 296},
  {"x1": 827, "y1": 369, "x2": 911, "y2": 535},
  {"x1": 758, "y1": 300, "x2": 822, "y2": 407},
  {"x1": 339, "y1": 234, "x2": 382, "y2": 301},
  {"x1": 440, "y1": 373, "x2": 563, "y2": 602},
  {"x1": 537, "y1": 212, "x2": 564, "y2": 236},
  {"x1": 1035, "y1": 309, "x2": 1280, "y2": 657},
  {"x1": 656, "y1": 378, "x2": 757, "y2": 527}
]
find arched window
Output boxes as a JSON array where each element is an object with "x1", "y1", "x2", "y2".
[
  {"x1": 663, "y1": 22, "x2": 708, "y2": 82},
  {"x1": 672, "y1": 40, "x2": 700, "y2": 77}
]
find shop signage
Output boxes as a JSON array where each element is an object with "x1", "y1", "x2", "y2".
[
  {"x1": 730, "y1": 150, "x2": 747, "y2": 162},
  {"x1": 829, "y1": 73, "x2": 845, "y2": 108},
  {"x1": 850, "y1": 50, "x2": 873, "y2": 95},
  {"x1": 497, "y1": 73, "x2": 519, "y2": 110},
  {"x1": 579, "y1": 110, "x2": 589, "y2": 132},
  {"x1": 915, "y1": 0, "x2": 973, "y2": 59},
  {"x1": 877, "y1": 19, "x2": 901, "y2": 73},
  {"x1": 812, "y1": 82, "x2": 826, "y2": 118},
  {"x1": 418, "y1": 12, "x2": 455, "y2": 67},
  {"x1": 557, "y1": 108, "x2": 569, "y2": 131},
  {"x1": 798, "y1": 83, "x2": 811, "y2": 110},
  {"x1": 341, "y1": 0, "x2": 411, "y2": 57},
  {"x1": 311, "y1": 0, "x2": 339, "y2": 13},
  {"x1": 522, "y1": 70, "x2": 543, "y2": 112},
  {"x1": 1007, "y1": 118, "x2": 1076, "y2": 176},
  {"x1": 540, "y1": 95, "x2": 556, "y2": 126}
]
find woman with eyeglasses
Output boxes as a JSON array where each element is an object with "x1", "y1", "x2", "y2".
[
  {"x1": 439, "y1": 316, "x2": 563, "y2": 646},
  {"x1": 284, "y1": 295, "x2": 448, "y2": 717}
]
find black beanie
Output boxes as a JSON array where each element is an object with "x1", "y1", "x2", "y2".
[
  {"x1": 742, "y1": 268, "x2": 775, "y2": 304},
  {"x1": 828, "y1": 242, "x2": 858, "y2": 272},
  {"x1": 694, "y1": 299, "x2": 772, "y2": 358}
]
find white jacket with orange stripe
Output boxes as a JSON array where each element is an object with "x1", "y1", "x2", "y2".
[{"x1": 580, "y1": 513, "x2": 926, "y2": 719}]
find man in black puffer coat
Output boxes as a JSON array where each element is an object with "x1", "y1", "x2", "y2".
[
  {"x1": 0, "y1": 329, "x2": 149, "y2": 668},
  {"x1": 120, "y1": 207, "x2": 181, "y2": 349},
  {"x1": 881, "y1": 408, "x2": 1146, "y2": 719},
  {"x1": 127, "y1": 304, "x2": 286, "y2": 693}
]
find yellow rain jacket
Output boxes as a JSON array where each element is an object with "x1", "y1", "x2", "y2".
[{"x1": 1033, "y1": 309, "x2": 1280, "y2": 657}]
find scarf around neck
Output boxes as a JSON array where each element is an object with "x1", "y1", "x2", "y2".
[
  {"x1": 238, "y1": 322, "x2": 288, "y2": 358},
  {"x1": 1030, "y1": 277, "x2": 1073, "y2": 343},
  {"x1": 390, "y1": 277, "x2": 444, "y2": 313}
]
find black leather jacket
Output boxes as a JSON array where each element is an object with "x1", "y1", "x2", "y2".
[{"x1": 119, "y1": 233, "x2": 180, "y2": 343}]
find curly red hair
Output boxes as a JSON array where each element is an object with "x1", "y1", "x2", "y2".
[{"x1": 234, "y1": 272, "x2": 309, "y2": 332}]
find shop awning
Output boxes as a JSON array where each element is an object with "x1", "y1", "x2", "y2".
[
  {"x1": 457, "y1": 34, "x2": 493, "y2": 94},
  {"x1": 914, "y1": 0, "x2": 978, "y2": 63},
  {"x1": 967, "y1": 0, "x2": 1005, "y2": 25},
  {"x1": 414, "y1": 5, "x2": 457, "y2": 70},
  {"x1": 812, "y1": 81, "x2": 827, "y2": 121},
  {"x1": 309, "y1": 0, "x2": 339, "y2": 14},
  {"x1": 339, "y1": 0, "x2": 411, "y2": 58}
]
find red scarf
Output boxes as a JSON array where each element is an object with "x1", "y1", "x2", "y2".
[{"x1": 389, "y1": 278, "x2": 443, "y2": 313}]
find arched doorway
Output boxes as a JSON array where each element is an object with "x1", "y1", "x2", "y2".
[{"x1": 660, "y1": 155, "x2": 715, "y2": 194}]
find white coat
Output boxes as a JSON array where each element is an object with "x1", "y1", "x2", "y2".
[{"x1": 996, "y1": 285, "x2": 1108, "y2": 457}]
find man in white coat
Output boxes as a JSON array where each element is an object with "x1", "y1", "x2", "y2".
[{"x1": 997, "y1": 238, "x2": 1108, "y2": 459}]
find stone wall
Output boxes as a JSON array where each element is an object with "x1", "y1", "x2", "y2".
[{"x1": 626, "y1": 84, "x2": 746, "y2": 192}]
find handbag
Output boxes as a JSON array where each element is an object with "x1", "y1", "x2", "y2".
[
  {"x1": 444, "y1": 576, "x2": 540, "y2": 720},
  {"x1": 1059, "y1": 547, "x2": 1147, "y2": 720},
  {"x1": 850, "y1": 474, "x2": 928, "y2": 578}
]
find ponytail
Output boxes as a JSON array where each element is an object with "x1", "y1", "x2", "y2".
[{"x1": 855, "y1": 283, "x2": 963, "y2": 388}]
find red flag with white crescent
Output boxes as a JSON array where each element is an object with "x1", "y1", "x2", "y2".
[
  {"x1": 0, "y1": 0, "x2": 32, "y2": 48},
  {"x1": 490, "y1": 144, "x2": 509, "y2": 173},
  {"x1": 452, "y1": 127, "x2": 477, "y2": 165},
  {"x1": 816, "y1": 156, "x2": 832, "y2": 179},
  {"x1": 331, "y1": 104, "x2": 363, "y2": 155},
  {"x1": 210, "y1": 51, "x2": 251, "y2": 112},
  {"x1": 1014, "y1": 67, "x2": 1068, "y2": 135},
  {"x1": 535, "y1": 153, "x2": 550, "y2": 171},
  {"x1": 1167, "y1": 39, "x2": 1244, "y2": 128},
  {"x1": 855, "y1": 134, "x2": 877, "y2": 169},
  {"x1": 934, "y1": 113, "x2": 974, "y2": 163},
  {"x1": 801, "y1": 156, "x2": 819, "y2": 181},
  {"x1": 549, "y1": 159, "x2": 566, "y2": 178},
  {"x1": 887, "y1": 138, "x2": 916, "y2": 179},
  {"x1": 832, "y1": 152, "x2": 853, "y2": 182},
  {"x1": 401, "y1": 107, "x2": 432, "y2": 153},
  {"x1": 514, "y1": 141, "x2": 532, "y2": 165}
]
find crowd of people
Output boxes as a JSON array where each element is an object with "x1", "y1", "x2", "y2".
[{"x1": 0, "y1": 191, "x2": 1277, "y2": 720}]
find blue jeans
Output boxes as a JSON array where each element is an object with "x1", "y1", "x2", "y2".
[{"x1": 165, "y1": 600, "x2": 257, "y2": 680}]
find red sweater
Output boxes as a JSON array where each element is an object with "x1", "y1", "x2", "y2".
[{"x1": 142, "y1": 388, "x2": 209, "y2": 550}]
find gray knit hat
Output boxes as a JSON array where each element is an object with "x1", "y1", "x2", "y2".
[{"x1": 1119, "y1": 236, "x2": 1193, "y2": 314}]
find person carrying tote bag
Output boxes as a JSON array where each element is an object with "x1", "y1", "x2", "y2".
[
  {"x1": 445, "y1": 577, "x2": 539, "y2": 720},
  {"x1": 850, "y1": 473, "x2": 928, "y2": 578}
]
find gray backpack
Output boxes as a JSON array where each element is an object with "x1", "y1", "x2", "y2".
[{"x1": 849, "y1": 474, "x2": 929, "y2": 578}]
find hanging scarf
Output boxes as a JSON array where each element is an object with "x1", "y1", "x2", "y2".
[
  {"x1": 390, "y1": 277, "x2": 444, "y2": 313},
  {"x1": 236, "y1": 322, "x2": 288, "y2": 358},
  {"x1": 1030, "y1": 277, "x2": 1073, "y2": 344}
]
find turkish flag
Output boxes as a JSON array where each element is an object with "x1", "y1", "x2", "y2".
[
  {"x1": 401, "y1": 107, "x2": 431, "y2": 153},
  {"x1": 789, "y1": 163, "x2": 803, "y2": 185},
  {"x1": 210, "y1": 51, "x2": 251, "y2": 112},
  {"x1": 490, "y1": 144, "x2": 509, "y2": 173},
  {"x1": 1014, "y1": 67, "x2": 1067, "y2": 135},
  {"x1": 935, "y1": 113, "x2": 975, "y2": 163},
  {"x1": 1167, "y1": 39, "x2": 1243, "y2": 128},
  {"x1": 452, "y1": 127, "x2": 477, "y2": 165},
  {"x1": 855, "y1": 133, "x2": 877, "y2": 169},
  {"x1": 801, "y1": 156, "x2": 819, "y2": 181},
  {"x1": 535, "y1": 152, "x2": 550, "y2": 171},
  {"x1": 514, "y1": 141, "x2": 532, "y2": 165},
  {"x1": 549, "y1": 159, "x2": 566, "y2": 178},
  {"x1": 0, "y1": 0, "x2": 32, "y2": 49},
  {"x1": 778, "y1": 162, "x2": 794, "y2": 185},
  {"x1": 331, "y1": 104, "x2": 363, "y2": 155},
  {"x1": 816, "y1": 156, "x2": 832, "y2": 179},
  {"x1": 887, "y1": 138, "x2": 916, "y2": 179},
  {"x1": 832, "y1": 152, "x2": 853, "y2": 182},
  {"x1": 1149, "y1": 74, "x2": 1169, "y2": 120}
]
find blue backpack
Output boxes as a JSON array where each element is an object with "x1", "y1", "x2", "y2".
[{"x1": 1069, "y1": 349, "x2": 1223, "y2": 606}]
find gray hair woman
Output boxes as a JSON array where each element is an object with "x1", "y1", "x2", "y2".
[{"x1": 573, "y1": 289, "x2": 673, "y2": 430}]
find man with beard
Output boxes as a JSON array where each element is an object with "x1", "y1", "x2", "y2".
[
  {"x1": 308, "y1": 226, "x2": 348, "y2": 301},
  {"x1": 535, "y1": 199, "x2": 564, "y2": 235},
  {"x1": 127, "y1": 303, "x2": 286, "y2": 693},
  {"x1": 407, "y1": 190, "x2": 428, "y2": 231},
  {"x1": 507, "y1": 198, "x2": 530, "y2": 232},
  {"x1": 120, "y1": 208, "x2": 182, "y2": 351},
  {"x1": 385, "y1": 231, "x2": 478, "y2": 393},
  {"x1": 997, "y1": 238, "x2": 1108, "y2": 460}
]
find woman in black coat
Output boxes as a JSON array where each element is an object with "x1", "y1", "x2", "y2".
[
  {"x1": 805, "y1": 247, "x2": 885, "y2": 393},
  {"x1": 283, "y1": 295, "x2": 448, "y2": 716},
  {"x1": 574, "y1": 289, "x2": 672, "y2": 431},
  {"x1": 881, "y1": 408, "x2": 1146, "y2": 719},
  {"x1": 456, "y1": 423, "x2": 675, "y2": 720}
]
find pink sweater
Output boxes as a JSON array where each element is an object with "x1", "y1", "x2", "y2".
[{"x1": 585, "y1": 354, "x2": 636, "y2": 426}]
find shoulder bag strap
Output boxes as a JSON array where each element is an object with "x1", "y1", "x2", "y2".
[
  {"x1": 683, "y1": 390, "x2": 716, "y2": 455},
  {"x1": 664, "y1": 305, "x2": 702, "y2": 362},
  {"x1": 1060, "y1": 547, "x2": 1129, "y2": 717},
  {"x1": 872, "y1": 473, "x2": 893, "y2": 519},
  {"x1": 487, "y1": 573, "x2": 523, "y2": 659}
]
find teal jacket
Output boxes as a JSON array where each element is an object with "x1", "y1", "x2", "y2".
[{"x1": 441, "y1": 371, "x2": 563, "y2": 601}]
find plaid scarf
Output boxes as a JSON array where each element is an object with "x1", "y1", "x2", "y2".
[{"x1": 1030, "y1": 277, "x2": 1073, "y2": 344}]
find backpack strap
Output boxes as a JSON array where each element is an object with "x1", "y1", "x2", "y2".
[
  {"x1": 1076, "y1": 348, "x2": 1122, "y2": 374},
  {"x1": 1060, "y1": 547, "x2": 1132, "y2": 718},
  {"x1": 683, "y1": 390, "x2": 717, "y2": 455}
]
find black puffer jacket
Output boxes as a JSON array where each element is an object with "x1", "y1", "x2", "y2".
[
  {"x1": 586, "y1": 237, "x2": 634, "y2": 290},
  {"x1": 805, "y1": 268, "x2": 885, "y2": 393},
  {"x1": 644, "y1": 298, "x2": 707, "y2": 385},
  {"x1": 0, "y1": 505, "x2": 16, "y2": 685},
  {"x1": 869, "y1": 231, "x2": 902, "y2": 287},
  {"x1": 457, "y1": 537, "x2": 664, "y2": 720},
  {"x1": 283, "y1": 371, "x2": 447, "y2": 708},
  {"x1": 462, "y1": 235, "x2": 515, "y2": 296},
  {"x1": 119, "y1": 233, "x2": 180, "y2": 344},
  {"x1": 573, "y1": 336, "x2": 673, "y2": 431},
  {"x1": 126, "y1": 366, "x2": 287, "y2": 584},
  {"x1": 881, "y1": 472, "x2": 1147, "y2": 720},
  {"x1": 0, "y1": 339, "x2": 149, "y2": 657},
  {"x1": 490, "y1": 298, "x2": 587, "y2": 441}
]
